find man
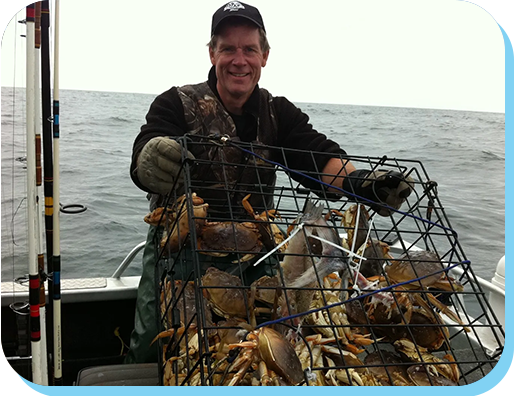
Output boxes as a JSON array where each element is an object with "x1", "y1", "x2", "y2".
[{"x1": 126, "y1": 1, "x2": 412, "y2": 364}]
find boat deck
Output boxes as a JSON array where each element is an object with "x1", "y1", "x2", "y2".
[{"x1": 2, "y1": 277, "x2": 140, "y2": 385}]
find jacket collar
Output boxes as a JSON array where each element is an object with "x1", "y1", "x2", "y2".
[{"x1": 207, "y1": 66, "x2": 260, "y2": 117}]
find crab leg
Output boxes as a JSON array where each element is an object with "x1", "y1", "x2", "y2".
[{"x1": 423, "y1": 293, "x2": 470, "y2": 332}]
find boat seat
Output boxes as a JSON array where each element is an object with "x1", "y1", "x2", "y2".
[{"x1": 75, "y1": 363, "x2": 159, "y2": 386}]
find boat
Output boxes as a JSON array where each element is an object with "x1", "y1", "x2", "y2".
[
  {"x1": 1, "y1": 244, "x2": 506, "y2": 386},
  {"x1": 1, "y1": 0, "x2": 506, "y2": 388},
  {"x1": 1, "y1": 136, "x2": 506, "y2": 387}
]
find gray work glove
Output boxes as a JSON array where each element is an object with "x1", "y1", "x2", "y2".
[
  {"x1": 342, "y1": 169, "x2": 414, "y2": 216},
  {"x1": 136, "y1": 137, "x2": 195, "y2": 195}
]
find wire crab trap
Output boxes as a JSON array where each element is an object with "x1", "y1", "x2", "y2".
[{"x1": 148, "y1": 135, "x2": 504, "y2": 386}]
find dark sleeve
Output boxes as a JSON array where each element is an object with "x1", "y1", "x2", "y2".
[
  {"x1": 130, "y1": 87, "x2": 188, "y2": 192},
  {"x1": 273, "y1": 96, "x2": 347, "y2": 191}
]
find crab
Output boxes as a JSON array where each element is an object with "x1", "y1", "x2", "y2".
[
  {"x1": 226, "y1": 326, "x2": 305, "y2": 386},
  {"x1": 307, "y1": 273, "x2": 377, "y2": 355},
  {"x1": 364, "y1": 350, "x2": 414, "y2": 386},
  {"x1": 384, "y1": 250, "x2": 469, "y2": 330},
  {"x1": 308, "y1": 277, "x2": 353, "y2": 342},
  {"x1": 294, "y1": 334, "x2": 330, "y2": 386},
  {"x1": 249, "y1": 274, "x2": 281, "y2": 307},
  {"x1": 217, "y1": 282, "x2": 305, "y2": 386},
  {"x1": 242, "y1": 194, "x2": 287, "y2": 254},
  {"x1": 201, "y1": 267, "x2": 249, "y2": 319},
  {"x1": 385, "y1": 250, "x2": 464, "y2": 292},
  {"x1": 342, "y1": 204, "x2": 371, "y2": 251},
  {"x1": 294, "y1": 332, "x2": 377, "y2": 386},
  {"x1": 158, "y1": 323, "x2": 225, "y2": 386},
  {"x1": 155, "y1": 279, "x2": 216, "y2": 365},
  {"x1": 213, "y1": 318, "x2": 249, "y2": 361},
  {"x1": 159, "y1": 279, "x2": 209, "y2": 330},
  {"x1": 320, "y1": 343, "x2": 371, "y2": 386},
  {"x1": 145, "y1": 193, "x2": 209, "y2": 253},
  {"x1": 407, "y1": 364, "x2": 458, "y2": 386},
  {"x1": 144, "y1": 206, "x2": 173, "y2": 228},
  {"x1": 365, "y1": 286, "x2": 452, "y2": 350},
  {"x1": 393, "y1": 338, "x2": 460, "y2": 383},
  {"x1": 308, "y1": 343, "x2": 327, "y2": 386},
  {"x1": 323, "y1": 204, "x2": 371, "y2": 251},
  {"x1": 197, "y1": 221, "x2": 263, "y2": 262},
  {"x1": 325, "y1": 354, "x2": 382, "y2": 386}
]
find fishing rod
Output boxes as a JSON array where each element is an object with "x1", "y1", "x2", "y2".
[
  {"x1": 40, "y1": 0, "x2": 55, "y2": 383},
  {"x1": 25, "y1": 2, "x2": 44, "y2": 386},
  {"x1": 52, "y1": 0, "x2": 63, "y2": 385},
  {"x1": 34, "y1": 2, "x2": 49, "y2": 385}
]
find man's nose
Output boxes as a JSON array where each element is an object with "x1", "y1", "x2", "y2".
[{"x1": 232, "y1": 49, "x2": 247, "y2": 65}]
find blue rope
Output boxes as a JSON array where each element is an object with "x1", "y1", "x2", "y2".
[
  {"x1": 231, "y1": 141, "x2": 458, "y2": 239},
  {"x1": 196, "y1": 137, "x2": 468, "y2": 330},
  {"x1": 255, "y1": 260, "x2": 468, "y2": 330}
]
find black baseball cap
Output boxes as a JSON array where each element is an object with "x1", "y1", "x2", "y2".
[{"x1": 211, "y1": 2, "x2": 265, "y2": 36}]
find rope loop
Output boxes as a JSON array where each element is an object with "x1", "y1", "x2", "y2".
[{"x1": 60, "y1": 203, "x2": 87, "y2": 214}]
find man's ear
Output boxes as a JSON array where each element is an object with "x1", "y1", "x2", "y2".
[
  {"x1": 209, "y1": 47, "x2": 216, "y2": 66},
  {"x1": 262, "y1": 50, "x2": 270, "y2": 67}
]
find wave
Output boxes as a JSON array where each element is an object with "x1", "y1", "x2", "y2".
[
  {"x1": 1, "y1": 91, "x2": 505, "y2": 282},
  {"x1": 107, "y1": 116, "x2": 133, "y2": 123},
  {"x1": 481, "y1": 150, "x2": 505, "y2": 161}
]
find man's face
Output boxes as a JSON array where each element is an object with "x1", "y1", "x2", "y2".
[{"x1": 209, "y1": 24, "x2": 269, "y2": 107}]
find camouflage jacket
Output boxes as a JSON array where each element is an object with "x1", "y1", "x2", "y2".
[{"x1": 130, "y1": 67, "x2": 345, "y2": 212}]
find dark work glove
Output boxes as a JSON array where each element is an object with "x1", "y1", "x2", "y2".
[
  {"x1": 136, "y1": 137, "x2": 195, "y2": 195},
  {"x1": 342, "y1": 169, "x2": 414, "y2": 216}
]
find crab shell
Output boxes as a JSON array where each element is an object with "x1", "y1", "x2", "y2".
[
  {"x1": 166, "y1": 199, "x2": 208, "y2": 251},
  {"x1": 366, "y1": 287, "x2": 450, "y2": 350},
  {"x1": 197, "y1": 221, "x2": 263, "y2": 262},
  {"x1": 252, "y1": 327, "x2": 304, "y2": 385},
  {"x1": 407, "y1": 364, "x2": 458, "y2": 386},
  {"x1": 386, "y1": 250, "x2": 463, "y2": 292},
  {"x1": 147, "y1": 193, "x2": 209, "y2": 253},
  {"x1": 393, "y1": 338, "x2": 460, "y2": 383},
  {"x1": 249, "y1": 275, "x2": 281, "y2": 306},
  {"x1": 364, "y1": 350, "x2": 413, "y2": 386},
  {"x1": 371, "y1": 303, "x2": 448, "y2": 350},
  {"x1": 201, "y1": 267, "x2": 249, "y2": 318},
  {"x1": 386, "y1": 251, "x2": 442, "y2": 288}
]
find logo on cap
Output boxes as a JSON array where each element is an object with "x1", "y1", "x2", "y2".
[{"x1": 224, "y1": 2, "x2": 245, "y2": 12}]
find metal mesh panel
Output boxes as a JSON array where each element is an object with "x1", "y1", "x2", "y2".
[{"x1": 150, "y1": 136, "x2": 503, "y2": 386}]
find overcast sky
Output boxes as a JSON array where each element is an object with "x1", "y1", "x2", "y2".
[{"x1": 2, "y1": 0, "x2": 513, "y2": 113}]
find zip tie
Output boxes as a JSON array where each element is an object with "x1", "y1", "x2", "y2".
[
  {"x1": 352, "y1": 216, "x2": 375, "y2": 288},
  {"x1": 305, "y1": 367, "x2": 317, "y2": 383},
  {"x1": 308, "y1": 234, "x2": 366, "y2": 262},
  {"x1": 253, "y1": 223, "x2": 304, "y2": 267},
  {"x1": 352, "y1": 284, "x2": 362, "y2": 295}
]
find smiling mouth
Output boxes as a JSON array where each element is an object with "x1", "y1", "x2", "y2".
[{"x1": 230, "y1": 72, "x2": 249, "y2": 77}]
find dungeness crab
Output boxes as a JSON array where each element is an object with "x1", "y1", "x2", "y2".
[{"x1": 144, "y1": 193, "x2": 208, "y2": 253}]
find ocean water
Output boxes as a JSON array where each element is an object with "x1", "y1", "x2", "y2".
[{"x1": 1, "y1": 87, "x2": 505, "y2": 282}]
